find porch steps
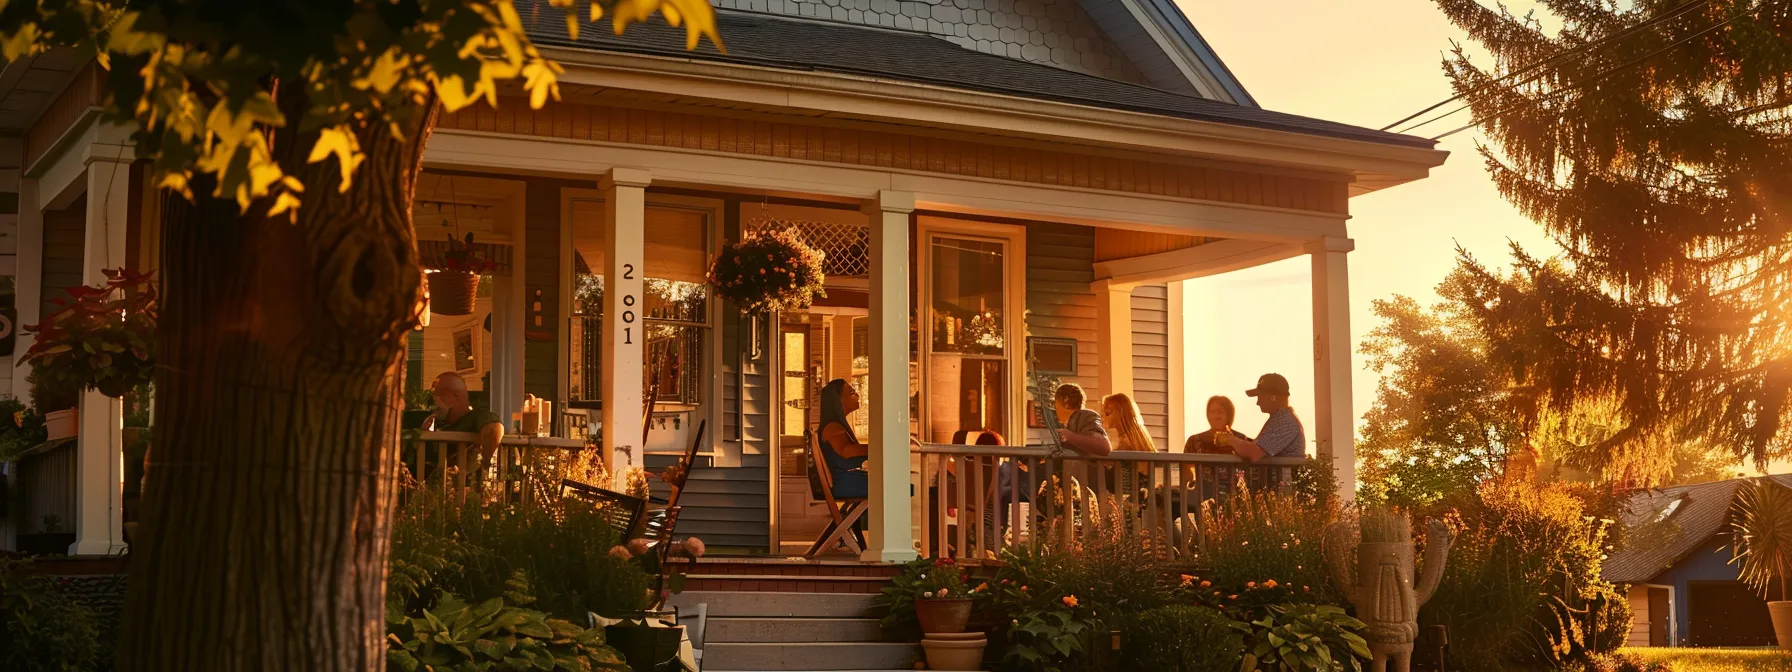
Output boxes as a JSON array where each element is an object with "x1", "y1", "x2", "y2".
[{"x1": 668, "y1": 591, "x2": 921, "y2": 671}]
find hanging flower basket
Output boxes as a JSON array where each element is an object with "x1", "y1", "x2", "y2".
[
  {"x1": 707, "y1": 228, "x2": 826, "y2": 315},
  {"x1": 20, "y1": 268, "x2": 156, "y2": 400},
  {"x1": 430, "y1": 231, "x2": 495, "y2": 317},
  {"x1": 428, "y1": 270, "x2": 481, "y2": 316}
]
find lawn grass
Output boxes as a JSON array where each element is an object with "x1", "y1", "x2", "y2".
[{"x1": 1619, "y1": 647, "x2": 1792, "y2": 672}]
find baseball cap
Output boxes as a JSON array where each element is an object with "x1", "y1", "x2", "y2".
[{"x1": 1246, "y1": 373, "x2": 1291, "y2": 398}]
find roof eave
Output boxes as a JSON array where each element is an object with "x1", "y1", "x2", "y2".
[{"x1": 539, "y1": 46, "x2": 1447, "y2": 196}]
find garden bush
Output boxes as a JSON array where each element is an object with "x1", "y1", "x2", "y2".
[
  {"x1": 1421, "y1": 479, "x2": 1627, "y2": 671},
  {"x1": 385, "y1": 571, "x2": 626, "y2": 672},
  {"x1": 1237, "y1": 604, "x2": 1369, "y2": 672},
  {"x1": 387, "y1": 486, "x2": 651, "y2": 622},
  {"x1": 0, "y1": 556, "x2": 103, "y2": 672},
  {"x1": 1119, "y1": 605, "x2": 1242, "y2": 672},
  {"x1": 1197, "y1": 487, "x2": 1345, "y2": 613}
]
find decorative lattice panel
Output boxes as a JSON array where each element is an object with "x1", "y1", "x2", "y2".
[{"x1": 748, "y1": 216, "x2": 870, "y2": 278}]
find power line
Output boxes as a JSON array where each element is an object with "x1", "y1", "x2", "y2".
[
  {"x1": 1380, "y1": 0, "x2": 1713, "y2": 132},
  {"x1": 1430, "y1": 2, "x2": 1772, "y2": 141}
]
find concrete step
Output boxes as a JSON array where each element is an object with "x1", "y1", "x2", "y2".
[
  {"x1": 703, "y1": 617, "x2": 893, "y2": 643},
  {"x1": 702, "y1": 642, "x2": 921, "y2": 671},
  {"x1": 667, "y1": 591, "x2": 882, "y2": 618}
]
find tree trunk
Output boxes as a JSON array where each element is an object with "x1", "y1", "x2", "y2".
[{"x1": 118, "y1": 95, "x2": 437, "y2": 670}]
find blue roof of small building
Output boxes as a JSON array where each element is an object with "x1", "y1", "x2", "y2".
[{"x1": 1605, "y1": 475, "x2": 1792, "y2": 584}]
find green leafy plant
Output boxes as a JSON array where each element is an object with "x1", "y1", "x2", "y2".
[
  {"x1": 1730, "y1": 478, "x2": 1792, "y2": 602},
  {"x1": 0, "y1": 556, "x2": 103, "y2": 672},
  {"x1": 0, "y1": 397, "x2": 48, "y2": 463},
  {"x1": 706, "y1": 228, "x2": 826, "y2": 315},
  {"x1": 26, "y1": 364, "x2": 80, "y2": 415},
  {"x1": 1002, "y1": 606, "x2": 1088, "y2": 672},
  {"x1": 21, "y1": 268, "x2": 157, "y2": 399},
  {"x1": 1119, "y1": 605, "x2": 1243, "y2": 672},
  {"x1": 385, "y1": 571, "x2": 627, "y2": 672},
  {"x1": 1238, "y1": 604, "x2": 1369, "y2": 672}
]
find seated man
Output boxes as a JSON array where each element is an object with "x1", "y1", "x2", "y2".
[
  {"x1": 421, "y1": 372, "x2": 504, "y2": 481},
  {"x1": 1218, "y1": 373, "x2": 1307, "y2": 462},
  {"x1": 1052, "y1": 383, "x2": 1111, "y2": 457}
]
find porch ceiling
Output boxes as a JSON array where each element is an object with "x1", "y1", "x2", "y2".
[{"x1": 0, "y1": 50, "x2": 86, "y2": 133}]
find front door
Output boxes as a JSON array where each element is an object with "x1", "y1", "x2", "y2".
[{"x1": 777, "y1": 316, "x2": 829, "y2": 551}]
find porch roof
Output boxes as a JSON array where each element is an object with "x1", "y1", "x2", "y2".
[{"x1": 520, "y1": 4, "x2": 1434, "y2": 151}]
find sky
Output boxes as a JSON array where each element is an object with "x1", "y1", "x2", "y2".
[
  {"x1": 1170, "y1": 0, "x2": 1557, "y2": 439},
  {"x1": 1170, "y1": 0, "x2": 1787, "y2": 477}
]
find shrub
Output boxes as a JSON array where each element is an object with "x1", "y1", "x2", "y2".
[
  {"x1": 1238, "y1": 604, "x2": 1369, "y2": 672},
  {"x1": 0, "y1": 556, "x2": 103, "y2": 672},
  {"x1": 877, "y1": 556, "x2": 982, "y2": 629},
  {"x1": 1000, "y1": 605, "x2": 1089, "y2": 672},
  {"x1": 0, "y1": 397, "x2": 47, "y2": 463},
  {"x1": 384, "y1": 571, "x2": 626, "y2": 672},
  {"x1": 1120, "y1": 605, "x2": 1242, "y2": 672},
  {"x1": 1420, "y1": 479, "x2": 1625, "y2": 671},
  {"x1": 1198, "y1": 488, "x2": 1344, "y2": 613},
  {"x1": 388, "y1": 486, "x2": 651, "y2": 622}
]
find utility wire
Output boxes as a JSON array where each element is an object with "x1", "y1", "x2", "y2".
[
  {"x1": 1381, "y1": 0, "x2": 1713, "y2": 132},
  {"x1": 1430, "y1": 2, "x2": 1772, "y2": 141}
]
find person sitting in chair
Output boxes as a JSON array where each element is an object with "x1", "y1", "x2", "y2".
[
  {"x1": 423, "y1": 372, "x2": 504, "y2": 481},
  {"x1": 817, "y1": 379, "x2": 869, "y2": 499}
]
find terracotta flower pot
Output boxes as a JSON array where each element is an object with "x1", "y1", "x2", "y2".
[
  {"x1": 1769, "y1": 601, "x2": 1792, "y2": 649},
  {"x1": 915, "y1": 598, "x2": 973, "y2": 634},
  {"x1": 921, "y1": 635, "x2": 987, "y2": 671},
  {"x1": 44, "y1": 408, "x2": 78, "y2": 441}
]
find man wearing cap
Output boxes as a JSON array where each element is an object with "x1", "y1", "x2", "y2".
[{"x1": 1217, "y1": 373, "x2": 1306, "y2": 462}]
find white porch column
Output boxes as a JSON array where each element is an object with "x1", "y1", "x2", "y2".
[
  {"x1": 72, "y1": 146, "x2": 131, "y2": 556},
  {"x1": 1094, "y1": 279, "x2": 1135, "y2": 399},
  {"x1": 1308, "y1": 237, "x2": 1355, "y2": 503},
  {"x1": 1166, "y1": 281, "x2": 1186, "y2": 446},
  {"x1": 863, "y1": 190, "x2": 915, "y2": 562},
  {"x1": 600, "y1": 168, "x2": 650, "y2": 489}
]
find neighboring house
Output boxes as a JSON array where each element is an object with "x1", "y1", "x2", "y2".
[
  {"x1": 1606, "y1": 475, "x2": 1792, "y2": 648},
  {"x1": 0, "y1": 0, "x2": 1444, "y2": 558}
]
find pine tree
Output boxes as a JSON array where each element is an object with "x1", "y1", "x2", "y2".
[{"x1": 1434, "y1": 0, "x2": 1792, "y2": 466}]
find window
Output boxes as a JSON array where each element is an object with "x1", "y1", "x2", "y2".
[
  {"x1": 922, "y1": 232, "x2": 1015, "y2": 443},
  {"x1": 567, "y1": 200, "x2": 713, "y2": 412}
]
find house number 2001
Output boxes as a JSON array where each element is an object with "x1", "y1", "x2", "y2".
[{"x1": 621, "y1": 263, "x2": 637, "y2": 345}]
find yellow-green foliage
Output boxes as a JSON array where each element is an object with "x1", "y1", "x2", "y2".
[{"x1": 0, "y1": 0, "x2": 720, "y2": 216}]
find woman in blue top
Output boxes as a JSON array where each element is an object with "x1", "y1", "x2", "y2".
[{"x1": 817, "y1": 379, "x2": 869, "y2": 499}]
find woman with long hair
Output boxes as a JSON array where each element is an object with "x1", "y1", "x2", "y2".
[
  {"x1": 816, "y1": 379, "x2": 868, "y2": 499},
  {"x1": 1101, "y1": 392, "x2": 1156, "y2": 495}
]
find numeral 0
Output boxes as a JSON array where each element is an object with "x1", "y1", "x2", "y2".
[
  {"x1": 623, "y1": 310, "x2": 635, "y2": 324},
  {"x1": 623, "y1": 295, "x2": 635, "y2": 307}
]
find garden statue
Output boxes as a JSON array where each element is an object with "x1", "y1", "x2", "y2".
[{"x1": 1325, "y1": 508, "x2": 1453, "y2": 672}]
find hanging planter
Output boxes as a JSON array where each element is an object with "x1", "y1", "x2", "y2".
[
  {"x1": 706, "y1": 228, "x2": 826, "y2": 316},
  {"x1": 20, "y1": 268, "x2": 156, "y2": 401},
  {"x1": 430, "y1": 230, "x2": 495, "y2": 317}
]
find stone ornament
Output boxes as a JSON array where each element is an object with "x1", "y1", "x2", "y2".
[{"x1": 1325, "y1": 509, "x2": 1453, "y2": 672}]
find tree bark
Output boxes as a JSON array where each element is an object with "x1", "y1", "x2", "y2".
[{"x1": 118, "y1": 93, "x2": 437, "y2": 670}]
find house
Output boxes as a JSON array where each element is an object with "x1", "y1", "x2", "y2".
[
  {"x1": 1605, "y1": 475, "x2": 1792, "y2": 648},
  {"x1": 0, "y1": 0, "x2": 1444, "y2": 560}
]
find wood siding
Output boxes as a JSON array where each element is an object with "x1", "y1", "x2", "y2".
[
  {"x1": 1130, "y1": 283, "x2": 1170, "y2": 445},
  {"x1": 1094, "y1": 229, "x2": 1205, "y2": 262},
  {"x1": 24, "y1": 64, "x2": 100, "y2": 171},
  {"x1": 438, "y1": 101, "x2": 1350, "y2": 215},
  {"x1": 1024, "y1": 222, "x2": 1101, "y2": 445},
  {"x1": 523, "y1": 177, "x2": 581, "y2": 402},
  {"x1": 1627, "y1": 586, "x2": 1651, "y2": 648},
  {"x1": 41, "y1": 198, "x2": 84, "y2": 321}
]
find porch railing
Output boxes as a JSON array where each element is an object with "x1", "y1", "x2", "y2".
[
  {"x1": 404, "y1": 431, "x2": 588, "y2": 503},
  {"x1": 915, "y1": 443, "x2": 1306, "y2": 562}
]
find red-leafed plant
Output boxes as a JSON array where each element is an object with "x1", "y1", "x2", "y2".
[
  {"x1": 441, "y1": 231, "x2": 498, "y2": 275},
  {"x1": 21, "y1": 269, "x2": 158, "y2": 399}
]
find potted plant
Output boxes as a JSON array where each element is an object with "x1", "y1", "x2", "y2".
[
  {"x1": 429, "y1": 230, "x2": 494, "y2": 316},
  {"x1": 706, "y1": 228, "x2": 826, "y2": 315},
  {"x1": 20, "y1": 268, "x2": 157, "y2": 410},
  {"x1": 0, "y1": 397, "x2": 47, "y2": 464},
  {"x1": 27, "y1": 366, "x2": 81, "y2": 441},
  {"x1": 1730, "y1": 478, "x2": 1792, "y2": 649}
]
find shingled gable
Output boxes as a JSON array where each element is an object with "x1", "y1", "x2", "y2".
[
  {"x1": 1604, "y1": 475, "x2": 1792, "y2": 584},
  {"x1": 519, "y1": 5, "x2": 1432, "y2": 149}
]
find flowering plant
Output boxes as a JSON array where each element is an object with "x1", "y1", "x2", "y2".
[
  {"x1": 441, "y1": 231, "x2": 497, "y2": 275},
  {"x1": 609, "y1": 535, "x2": 707, "y2": 610},
  {"x1": 20, "y1": 268, "x2": 156, "y2": 399},
  {"x1": 706, "y1": 229, "x2": 825, "y2": 315},
  {"x1": 876, "y1": 556, "x2": 984, "y2": 628}
]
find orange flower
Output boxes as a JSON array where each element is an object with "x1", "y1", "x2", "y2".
[
  {"x1": 1061, "y1": 595, "x2": 1079, "y2": 608},
  {"x1": 1246, "y1": 581, "x2": 1257, "y2": 589},
  {"x1": 1263, "y1": 579, "x2": 1278, "y2": 589},
  {"x1": 1228, "y1": 594, "x2": 1238, "y2": 600},
  {"x1": 1200, "y1": 580, "x2": 1211, "y2": 588},
  {"x1": 1179, "y1": 574, "x2": 1196, "y2": 587}
]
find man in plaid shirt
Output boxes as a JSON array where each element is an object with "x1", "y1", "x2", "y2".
[{"x1": 1217, "y1": 373, "x2": 1306, "y2": 461}]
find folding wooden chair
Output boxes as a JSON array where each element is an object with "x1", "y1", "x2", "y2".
[{"x1": 803, "y1": 428, "x2": 868, "y2": 558}]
